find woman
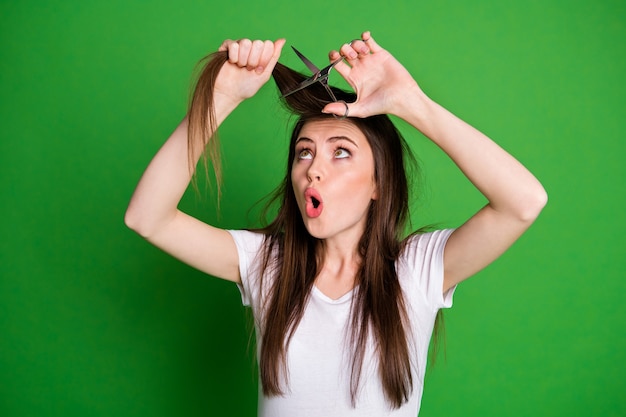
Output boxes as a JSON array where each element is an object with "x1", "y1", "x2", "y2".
[{"x1": 125, "y1": 32, "x2": 547, "y2": 416}]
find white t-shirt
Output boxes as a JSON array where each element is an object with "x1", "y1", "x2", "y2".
[{"x1": 228, "y1": 229, "x2": 455, "y2": 417}]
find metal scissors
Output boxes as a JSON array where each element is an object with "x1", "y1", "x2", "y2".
[{"x1": 280, "y1": 46, "x2": 344, "y2": 102}]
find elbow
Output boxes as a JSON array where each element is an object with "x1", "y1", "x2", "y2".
[
  {"x1": 124, "y1": 204, "x2": 152, "y2": 239},
  {"x1": 124, "y1": 205, "x2": 143, "y2": 235},
  {"x1": 519, "y1": 185, "x2": 548, "y2": 223},
  {"x1": 124, "y1": 203, "x2": 175, "y2": 240}
]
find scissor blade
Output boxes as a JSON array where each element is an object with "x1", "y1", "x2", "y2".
[
  {"x1": 280, "y1": 76, "x2": 319, "y2": 98},
  {"x1": 291, "y1": 46, "x2": 320, "y2": 75}
]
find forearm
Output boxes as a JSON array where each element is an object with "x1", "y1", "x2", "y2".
[
  {"x1": 125, "y1": 93, "x2": 240, "y2": 238},
  {"x1": 125, "y1": 37, "x2": 284, "y2": 240},
  {"x1": 399, "y1": 90, "x2": 547, "y2": 221}
]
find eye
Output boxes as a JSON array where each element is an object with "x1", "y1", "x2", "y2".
[
  {"x1": 297, "y1": 148, "x2": 313, "y2": 160},
  {"x1": 334, "y1": 148, "x2": 351, "y2": 159}
]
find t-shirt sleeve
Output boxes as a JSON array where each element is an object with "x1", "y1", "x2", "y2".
[
  {"x1": 402, "y1": 228, "x2": 456, "y2": 310},
  {"x1": 227, "y1": 229, "x2": 265, "y2": 307}
]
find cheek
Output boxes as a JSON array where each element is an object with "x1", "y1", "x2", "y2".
[
  {"x1": 290, "y1": 175, "x2": 299, "y2": 200},
  {"x1": 290, "y1": 163, "x2": 300, "y2": 186},
  {"x1": 343, "y1": 171, "x2": 376, "y2": 199},
  {"x1": 290, "y1": 169, "x2": 305, "y2": 205},
  {"x1": 352, "y1": 163, "x2": 376, "y2": 187},
  {"x1": 287, "y1": 162, "x2": 296, "y2": 185}
]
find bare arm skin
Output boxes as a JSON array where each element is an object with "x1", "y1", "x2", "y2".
[
  {"x1": 325, "y1": 32, "x2": 548, "y2": 293},
  {"x1": 125, "y1": 39, "x2": 285, "y2": 283}
]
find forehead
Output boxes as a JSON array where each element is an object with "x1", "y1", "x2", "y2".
[{"x1": 298, "y1": 119, "x2": 369, "y2": 144}]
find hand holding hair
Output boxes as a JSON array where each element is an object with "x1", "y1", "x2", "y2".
[{"x1": 214, "y1": 38, "x2": 286, "y2": 104}]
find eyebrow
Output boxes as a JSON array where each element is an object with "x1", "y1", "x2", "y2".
[{"x1": 295, "y1": 136, "x2": 359, "y2": 147}]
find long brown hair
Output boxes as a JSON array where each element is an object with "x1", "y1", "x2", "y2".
[{"x1": 188, "y1": 50, "x2": 438, "y2": 409}]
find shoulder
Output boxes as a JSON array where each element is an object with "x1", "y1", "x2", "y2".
[
  {"x1": 228, "y1": 229, "x2": 267, "y2": 254},
  {"x1": 228, "y1": 230, "x2": 276, "y2": 308},
  {"x1": 227, "y1": 229, "x2": 283, "y2": 278},
  {"x1": 400, "y1": 229, "x2": 455, "y2": 267},
  {"x1": 227, "y1": 229, "x2": 272, "y2": 275},
  {"x1": 397, "y1": 229, "x2": 456, "y2": 308}
]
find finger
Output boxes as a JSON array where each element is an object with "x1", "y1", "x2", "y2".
[
  {"x1": 328, "y1": 49, "x2": 351, "y2": 78},
  {"x1": 273, "y1": 38, "x2": 286, "y2": 59},
  {"x1": 246, "y1": 40, "x2": 265, "y2": 70},
  {"x1": 362, "y1": 31, "x2": 382, "y2": 53},
  {"x1": 218, "y1": 39, "x2": 233, "y2": 52},
  {"x1": 322, "y1": 101, "x2": 367, "y2": 118},
  {"x1": 255, "y1": 40, "x2": 275, "y2": 74},
  {"x1": 340, "y1": 43, "x2": 359, "y2": 61},
  {"x1": 322, "y1": 101, "x2": 350, "y2": 118},
  {"x1": 237, "y1": 38, "x2": 252, "y2": 68},
  {"x1": 226, "y1": 41, "x2": 240, "y2": 64},
  {"x1": 262, "y1": 38, "x2": 286, "y2": 72},
  {"x1": 349, "y1": 39, "x2": 370, "y2": 56}
]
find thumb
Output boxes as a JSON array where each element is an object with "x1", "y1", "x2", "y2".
[
  {"x1": 269, "y1": 38, "x2": 286, "y2": 67},
  {"x1": 257, "y1": 38, "x2": 286, "y2": 75},
  {"x1": 322, "y1": 101, "x2": 352, "y2": 118},
  {"x1": 274, "y1": 38, "x2": 286, "y2": 54}
]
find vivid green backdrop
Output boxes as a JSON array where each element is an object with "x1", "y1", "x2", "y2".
[{"x1": 1, "y1": 1, "x2": 624, "y2": 416}]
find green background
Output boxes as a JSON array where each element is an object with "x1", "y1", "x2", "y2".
[{"x1": 1, "y1": 1, "x2": 624, "y2": 416}]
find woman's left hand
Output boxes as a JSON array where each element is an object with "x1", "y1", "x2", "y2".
[{"x1": 322, "y1": 31, "x2": 425, "y2": 119}]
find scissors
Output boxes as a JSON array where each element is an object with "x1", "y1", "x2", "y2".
[{"x1": 280, "y1": 46, "x2": 344, "y2": 102}]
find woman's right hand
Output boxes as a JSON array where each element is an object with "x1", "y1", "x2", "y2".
[{"x1": 215, "y1": 38, "x2": 286, "y2": 104}]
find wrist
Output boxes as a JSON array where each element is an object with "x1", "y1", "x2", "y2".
[
  {"x1": 212, "y1": 90, "x2": 244, "y2": 123},
  {"x1": 391, "y1": 82, "x2": 431, "y2": 122}
]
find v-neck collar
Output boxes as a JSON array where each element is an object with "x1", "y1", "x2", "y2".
[{"x1": 312, "y1": 285, "x2": 355, "y2": 304}]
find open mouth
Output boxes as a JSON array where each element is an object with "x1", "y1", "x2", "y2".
[{"x1": 304, "y1": 188, "x2": 323, "y2": 218}]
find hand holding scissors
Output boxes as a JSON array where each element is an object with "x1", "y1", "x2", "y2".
[{"x1": 324, "y1": 32, "x2": 425, "y2": 119}]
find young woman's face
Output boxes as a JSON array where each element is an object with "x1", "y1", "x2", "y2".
[{"x1": 291, "y1": 119, "x2": 377, "y2": 243}]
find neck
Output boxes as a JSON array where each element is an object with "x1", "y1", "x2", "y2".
[{"x1": 314, "y1": 234, "x2": 362, "y2": 300}]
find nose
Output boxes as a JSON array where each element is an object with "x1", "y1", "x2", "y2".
[{"x1": 306, "y1": 156, "x2": 324, "y2": 183}]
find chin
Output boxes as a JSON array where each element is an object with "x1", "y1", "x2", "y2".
[{"x1": 302, "y1": 222, "x2": 325, "y2": 240}]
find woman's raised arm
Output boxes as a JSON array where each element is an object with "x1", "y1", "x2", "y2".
[
  {"x1": 125, "y1": 39, "x2": 285, "y2": 283},
  {"x1": 325, "y1": 33, "x2": 547, "y2": 293}
]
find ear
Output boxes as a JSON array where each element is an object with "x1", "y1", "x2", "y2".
[{"x1": 371, "y1": 180, "x2": 379, "y2": 201}]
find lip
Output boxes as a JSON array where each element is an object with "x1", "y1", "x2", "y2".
[{"x1": 304, "y1": 188, "x2": 323, "y2": 218}]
